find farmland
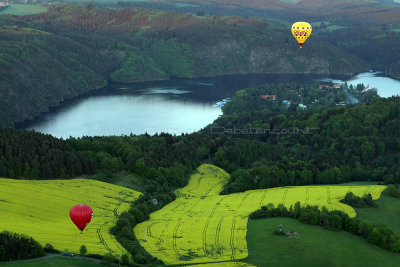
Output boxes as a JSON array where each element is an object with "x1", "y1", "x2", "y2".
[
  {"x1": 133, "y1": 164, "x2": 386, "y2": 265},
  {"x1": 246, "y1": 217, "x2": 400, "y2": 267},
  {"x1": 0, "y1": 178, "x2": 141, "y2": 256}
]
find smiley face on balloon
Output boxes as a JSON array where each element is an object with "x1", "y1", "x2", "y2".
[
  {"x1": 291, "y1": 22, "x2": 312, "y2": 48},
  {"x1": 70, "y1": 204, "x2": 93, "y2": 234}
]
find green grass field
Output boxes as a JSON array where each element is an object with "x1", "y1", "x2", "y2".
[
  {"x1": 0, "y1": 178, "x2": 141, "y2": 256},
  {"x1": 133, "y1": 164, "x2": 386, "y2": 265},
  {"x1": 0, "y1": 4, "x2": 47, "y2": 16},
  {"x1": 246, "y1": 217, "x2": 400, "y2": 267},
  {"x1": 356, "y1": 189, "x2": 400, "y2": 235},
  {"x1": 1, "y1": 257, "x2": 101, "y2": 266}
]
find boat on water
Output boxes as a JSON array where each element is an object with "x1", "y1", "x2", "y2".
[{"x1": 213, "y1": 98, "x2": 231, "y2": 107}]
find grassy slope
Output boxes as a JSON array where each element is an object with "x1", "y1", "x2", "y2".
[
  {"x1": 2, "y1": 257, "x2": 101, "y2": 266},
  {"x1": 0, "y1": 4, "x2": 47, "y2": 15},
  {"x1": 356, "y1": 189, "x2": 400, "y2": 235},
  {"x1": 133, "y1": 164, "x2": 386, "y2": 265},
  {"x1": 0, "y1": 178, "x2": 141, "y2": 256},
  {"x1": 246, "y1": 217, "x2": 400, "y2": 267}
]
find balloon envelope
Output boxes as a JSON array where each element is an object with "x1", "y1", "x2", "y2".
[
  {"x1": 70, "y1": 204, "x2": 93, "y2": 232},
  {"x1": 291, "y1": 22, "x2": 312, "y2": 48}
]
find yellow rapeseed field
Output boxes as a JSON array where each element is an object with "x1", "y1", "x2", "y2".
[
  {"x1": 134, "y1": 164, "x2": 386, "y2": 265},
  {"x1": 0, "y1": 178, "x2": 141, "y2": 256}
]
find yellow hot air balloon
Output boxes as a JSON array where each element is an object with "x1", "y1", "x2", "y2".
[{"x1": 291, "y1": 22, "x2": 312, "y2": 48}]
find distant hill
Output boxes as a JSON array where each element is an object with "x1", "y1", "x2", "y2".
[
  {"x1": 165, "y1": 0, "x2": 396, "y2": 10},
  {"x1": 0, "y1": 4, "x2": 368, "y2": 127}
]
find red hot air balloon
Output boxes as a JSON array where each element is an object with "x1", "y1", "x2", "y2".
[{"x1": 70, "y1": 204, "x2": 93, "y2": 234}]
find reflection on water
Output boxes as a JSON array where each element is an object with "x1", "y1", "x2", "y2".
[
  {"x1": 319, "y1": 71, "x2": 400, "y2": 98},
  {"x1": 26, "y1": 94, "x2": 221, "y2": 138},
  {"x1": 347, "y1": 72, "x2": 400, "y2": 98},
  {"x1": 22, "y1": 73, "x2": 400, "y2": 138}
]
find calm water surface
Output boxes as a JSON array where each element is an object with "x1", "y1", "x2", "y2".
[
  {"x1": 22, "y1": 73, "x2": 400, "y2": 138},
  {"x1": 320, "y1": 71, "x2": 400, "y2": 98}
]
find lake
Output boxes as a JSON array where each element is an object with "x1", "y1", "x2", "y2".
[
  {"x1": 21, "y1": 72, "x2": 400, "y2": 138},
  {"x1": 320, "y1": 71, "x2": 400, "y2": 98}
]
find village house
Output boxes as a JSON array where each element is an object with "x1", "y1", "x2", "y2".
[
  {"x1": 261, "y1": 95, "x2": 277, "y2": 100},
  {"x1": 319, "y1": 84, "x2": 341, "y2": 89},
  {"x1": 362, "y1": 85, "x2": 372, "y2": 92}
]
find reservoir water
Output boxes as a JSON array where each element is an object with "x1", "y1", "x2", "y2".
[
  {"x1": 320, "y1": 71, "x2": 400, "y2": 98},
  {"x1": 22, "y1": 72, "x2": 400, "y2": 138}
]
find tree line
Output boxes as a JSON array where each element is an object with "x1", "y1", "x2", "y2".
[{"x1": 0, "y1": 231, "x2": 44, "y2": 261}]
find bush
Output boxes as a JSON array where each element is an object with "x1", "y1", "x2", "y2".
[
  {"x1": 340, "y1": 192, "x2": 377, "y2": 208},
  {"x1": 387, "y1": 184, "x2": 400, "y2": 198},
  {"x1": 121, "y1": 254, "x2": 130, "y2": 265},
  {"x1": 383, "y1": 174, "x2": 395, "y2": 184},
  {"x1": 43, "y1": 243, "x2": 59, "y2": 253},
  {"x1": 79, "y1": 245, "x2": 87, "y2": 255},
  {"x1": 273, "y1": 229, "x2": 286, "y2": 236},
  {"x1": 86, "y1": 254, "x2": 103, "y2": 260},
  {"x1": 102, "y1": 253, "x2": 116, "y2": 265}
]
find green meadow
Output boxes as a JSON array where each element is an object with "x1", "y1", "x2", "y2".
[
  {"x1": 1, "y1": 257, "x2": 101, "y2": 266},
  {"x1": 246, "y1": 217, "x2": 400, "y2": 267},
  {"x1": 356, "y1": 190, "x2": 400, "y2": 235}
]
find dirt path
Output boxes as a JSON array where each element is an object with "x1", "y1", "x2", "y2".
[{"x1": 0, "y1": 253, "x2": 102, "y2": 264}]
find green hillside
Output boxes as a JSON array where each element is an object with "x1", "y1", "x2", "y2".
[
  {"x1": 356, "y1": 189, "x2": 400, "y2": 235},
  {"x1": 4, "y1": 257, "x2": 102, "y2": 267},
  {"x1": 0, "y1": 3, "x2": 368, "y2": 127},
  {"x1": 246, "y1": 217, "x2": 400, "y2": 267}
]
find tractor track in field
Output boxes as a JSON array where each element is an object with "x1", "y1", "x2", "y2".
[
  {"x1": 173, "y1": 218, "x2": 183, "y2": 259},
  {"x1": 146, "y1": 221, "x2": 159, "y2": 238},
  {"x1": 203, "y1": 181, "x2": 224, "y2": 197},
  {"x1": 282, "y1": 188, "x2": 288, "y2": 206},
  {"x1": 113, "y1": 198, "x2": 123, "y2": 217},
  {"x1": 305, "y1": 187, "x2": 309, "y2": 205},
  {"x1": 214, "y1": 217, "x2": 225, "y2": 257},
  {"x1": 202, "y1": 207, "x2": 217, "y2": 256},
  {"x1": 259, "y1": 190, "x2": 267, "y2": 208},
  {"x1": 202, "y1": 197, "x2": 226, "y2": 258},
  {"x1": 172, "y1": 178, "x2": 224, "y2": 213},
  {"x1": 236, "y1": 193, "x2": 250, "y2": 212},
  {"x1": 97, "y1": 222, "x2": 114, "y2": 254},
  {"x1": 99, "y1": 195, "x2": 129, "y2": 255},
  {"x1": 229, "y1": 216, "x2": 237, "y2": 261},
  {"x1": 327, "y1": 187, "x2": 333, "y2": 210},
  {"x1": 227, "y1": 193, "x2": 250, "y2": 261},
  {"x1": 171, "y1": 200, "x2": 186, "y2": 211},
  {"x1": 363, "y1": 186, "x2": 371, "y2": 196}
]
